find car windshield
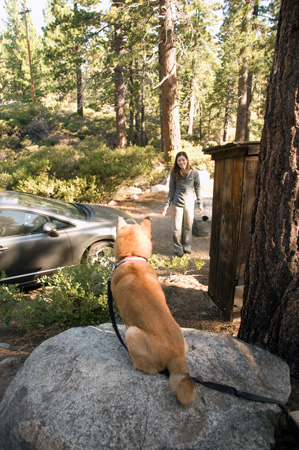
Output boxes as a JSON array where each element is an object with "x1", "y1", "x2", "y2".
[{"x1": 0, "y1": 192, "x2": 85, "y2": 219}]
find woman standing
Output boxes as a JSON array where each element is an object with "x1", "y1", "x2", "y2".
[{"x1": 162, "y1": 152, "x2": 202, "y2": 256}]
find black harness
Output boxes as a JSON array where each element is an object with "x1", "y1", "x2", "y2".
[{"x1": 107, "y1": 260, "x2": 289, "y2": 418}]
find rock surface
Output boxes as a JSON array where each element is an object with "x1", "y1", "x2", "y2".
[{"x1": 0, "y1": 324, "x2": 290, "y2": 450}]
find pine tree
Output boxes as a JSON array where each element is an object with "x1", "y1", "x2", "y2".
[
  {"x1": 43, "y1": 0, "x2": 101, "y2": 116},
  {"x1": 111, "y1": 0, "x2": 127, "y2": 147},
  {"x1": 0, "y1": 0, "x2": 43, "y2": 102},
  {"x1": 98, "y1": 0, "x2": 160, "y2": 148},
  {"x1": 177, "y1": 0, "x2": 220, "y2": 140},
  {"x1": 159, "y1": 0, "x2": 181, "y2": 160},
  {"x1": 212, "y1": 0, "x2": 279, "y2": 143}
]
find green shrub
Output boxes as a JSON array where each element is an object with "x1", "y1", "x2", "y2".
[
  {"x1": 0, "y1": 172, "x2": 13, "y2": 190},
  {"x1": 0, "y1": 103, "x2": 40, "y2": 128},
  {"x1": 1, "y1": 140, "x2": 160, "y2": 202},
  {"x1": 0, "y1": 262, "x2": 114, "y2": 332},
  {"x1": 0, "y1": 103, "x2": 214, "y2": 201},
  {"x1": 54, "y1": 176, "x2": 100, "y2": 203},
  {"x1": 0, "y1": 251, "x2": 206, "y2": 332},
  {"x1": 150, "y1": 253, "x2": 205, "y2": 280},
  {"x1": 0, "y1": 275, "x2": 23, "y2": 325},
  {"x1": 181, "y1": 140, "x2": 214, "y2": 177},
  {"x1": 0, "y1": 135, "x2": 21, "y2": 150}
]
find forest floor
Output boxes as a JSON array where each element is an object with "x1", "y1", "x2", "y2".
[{"x1": 0, "y1": 190, "x2": 298, "y2": 447}]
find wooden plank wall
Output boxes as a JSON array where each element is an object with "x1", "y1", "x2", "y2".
[
  {"x1": 208, "y1": 155, "x2": 245, "y2": 320},
  {"x1": 206, "y1": 143, "x2": 260, "y2": 321}
]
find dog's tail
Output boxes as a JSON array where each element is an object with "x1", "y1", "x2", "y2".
[{"x1": 167, "y1": 359, "x2": 196, "y2": 406}]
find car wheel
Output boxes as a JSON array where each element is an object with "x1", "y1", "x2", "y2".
[{"x1": 86, "y1": 241, "x2": 114, "y2": 265}]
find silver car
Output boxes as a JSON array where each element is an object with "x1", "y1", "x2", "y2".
[{"x1": 0, "y1": 190, "x2": 134, "y2": 287}]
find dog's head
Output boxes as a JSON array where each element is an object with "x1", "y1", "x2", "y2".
[{"x1": 114, "y1": 216, "x2": 152, "y2": 260}]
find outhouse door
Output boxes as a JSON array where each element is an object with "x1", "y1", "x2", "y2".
[{"x1": 204, "y1": 142, "x2": 260, "y2": 321}]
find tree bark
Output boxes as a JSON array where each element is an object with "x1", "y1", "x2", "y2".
[
  {"x1": 188, "y1": 88, "x2": 195, "y2": 136},
  {"x1": 245, "y1": 71, "x2": 252, "y2": 141},
  {"x1": 76, "y1": 49, "x2": 83, "y2": 117},
  {"x1": 128, "y1": 65, "x2": 134, "y2": 145},
  {"x1": 74, "y1": 3, "x2": 83, "y2": 117},
  {"x1": 21, "y1": 10, "x2": 35, "y2": 103},
  {"x1": 159, "y1": 0, "x2": 181, "y2": 161},
  {"x1": 238, "y1": 0, "x2": 299, "y2": 365},
  {"x1": 114, "y1": 21, "x2": 127, "y2": 148},
  {"x1": 140, "y1": 60, "x2": 146, "y2": 147},
  {"x1": 235, "y1": 1, "x2": 251, "y2": 142},
  {"x1": 223, "y1": 98, "x2": 232, "y2": 143},
  {"x1": 159, "y1": 48, "x2": 165, "y2": 154}
]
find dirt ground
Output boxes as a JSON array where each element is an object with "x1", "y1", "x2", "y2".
[{"x1": 0, "y1": 190, "x2": 298, "y2": 447}]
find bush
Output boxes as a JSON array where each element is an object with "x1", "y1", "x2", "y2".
[
  {"x1": 150, "y1": 252, "x2": 205, "y2": 280},
  {"x1": 0, "y1": 141, "x2": 160, "y2": 202},
  {"x1": 0, "y1": 276, "x2": 23, "y2": 325},
  {"x1": 0, "y1": 172, "x2": 13, "y2": 190},
  {"x1": 0, "y1": 103, "x2": 214, "y2": 199},
  {"x1": 181, "y1": 140, "x2": 215, "y2": 177},
  {"x1": 0, "y1": 251, "x2": 205, "y2": 332},
  {"x1": 0, "y1": 262, "x2": 114, "y2": 331}
]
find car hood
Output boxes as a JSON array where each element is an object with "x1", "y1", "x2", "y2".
[{"x1": 85, "y1": 204, "x2": 135, "y2": 224}]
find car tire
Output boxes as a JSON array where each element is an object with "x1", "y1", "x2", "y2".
[{"x1": 86, "y1": 241, "x2": 114, "y2": 264}]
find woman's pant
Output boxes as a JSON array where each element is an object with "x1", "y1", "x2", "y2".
[{"x1": 171, "y1": 203, "x2": 194, "y2": 254}]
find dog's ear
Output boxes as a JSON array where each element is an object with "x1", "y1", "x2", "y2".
[
  {"x1": 117, "y1": 216, "x2": 127, "y2": 231},
  {"x1": 140, "y1": 217, "x2": 151, "y2": 235}
]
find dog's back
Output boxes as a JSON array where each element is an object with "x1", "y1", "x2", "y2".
[{"x1": 111, "y1": 217, "x2": 196, "y2": 406}]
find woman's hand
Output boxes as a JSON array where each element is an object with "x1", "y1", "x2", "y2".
[{"x1": 162, "y1": 207, "x2": 168, "y2": 216}]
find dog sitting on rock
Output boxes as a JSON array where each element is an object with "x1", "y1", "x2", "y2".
[{"x1": 111, "y1": 216, "x2": 196, "y2": 406}]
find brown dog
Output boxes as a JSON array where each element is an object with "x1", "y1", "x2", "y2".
[{"x1": 111, "y1": 216, "x2": 196, "y2": 406}]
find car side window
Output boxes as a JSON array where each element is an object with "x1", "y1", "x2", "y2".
[
  {"x1": 0, "y1": 210, "x2": 48, "y2": 237},
  {"x1": 51, "y1": 219, "x2": 74, "y2": 229}
]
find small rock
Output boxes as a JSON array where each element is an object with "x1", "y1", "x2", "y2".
[
  {"x1": 127, "y1": 187, "x2": 143, "y2": 194},
  {"x1": 0, "y1": 343, "x2": 10, "y2": 349},
  {"x1": 0, "y1": 357, "x2": 19, "y2": 367},
  {"x1": 151, "y1": 184, "x2": 169, "y2": 193}
]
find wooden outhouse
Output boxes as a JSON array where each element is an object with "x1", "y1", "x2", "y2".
[{"x1": 204, "y1": 142, "x2": 260, "y2": 321}]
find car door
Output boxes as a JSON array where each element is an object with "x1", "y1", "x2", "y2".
[{"x1": 0, "y1": 209, "x2": 73, "y2": 284}]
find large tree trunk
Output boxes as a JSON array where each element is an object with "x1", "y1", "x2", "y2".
[
  {"x1": 74, "y1": 4, "x2": 83, "y2": 117},
  {"x1": 245, "y1": 71, "x2": 252, "y2": 141},
  {"x1": 223, "y1": 98, "x2": 232, "y2": 143},
  {"x1": 76, "y1": 56, "x2": 83, "y2": 117},
  {"x1": 140, "y1": 60, "x2": 146, "y2": 147},
  {"x1": 235, "y1": 1, "x2": 251, "y2": 142},
  {"x1": 159, "y1": 0, "x2": 181, "y2": 161},
  {"x1": 114, "y1": 22, "x2": 127, "y2": 148},
  {"x1": 159, "y1": 48, "x2": 165, "y2": 154},
  {"x1": 128, "y1": 65, "x2": 134, "y2": 145},
  {"x1": 188, "y1": 87, "x2": 195, "y2": 136},
  {"x1": 238, "y1": 0, "x2": 299, "y2": 365},
  {"x1": 235, "y1": 59, "x2": 248, "y2": 141}
]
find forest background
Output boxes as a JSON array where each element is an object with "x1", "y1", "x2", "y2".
[{"x1": 0, "y1": 0, "x2": 280, "y2": 203}]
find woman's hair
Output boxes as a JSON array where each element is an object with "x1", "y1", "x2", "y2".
[{"x1": 172, "y1": 151, "x2": 192, "y2": 181}]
